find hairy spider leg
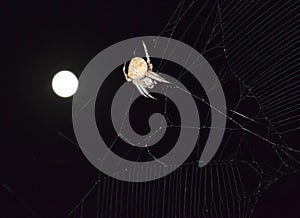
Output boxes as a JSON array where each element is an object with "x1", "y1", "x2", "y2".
[
  {"x1": 134, "y1": 80, "x2": 155, "y2": 99},
  {"x1": 139, "y1": 82, "x2": 155, "y2": 99},
  {"x1": 142, "y1": 41, "x2": 153, "y2": 71},
  {"x1": 133, "y1": 80, "x2": 149, "y2": 98},
  {"x1": 145, "y1": 71, "x2": 170, "y2": 83},
  {"x1": 123, "y1": 63, "x2": 132, "y2": 81}
]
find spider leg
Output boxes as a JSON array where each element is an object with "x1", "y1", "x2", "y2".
[
  {"x1": 133, "y1": 80, "x2": 149, "y2": 98},
  {"x1": 134, "y1": 80, "x2": 156, "y2": 99},
  {"x1": 137, "y1": 80, "x2": 156, "y2": 99},
  {"x1": 123, "y1": 63, "x2": 132, "y2": 82},
  {"x1": 146, "y1": 71, "x2": 170, "y2": 83},
  {"x1": 142, "y1": 40, "x2": 153, "y2": 71}
]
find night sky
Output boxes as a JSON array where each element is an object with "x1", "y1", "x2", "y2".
[{"x1": 2, "y1": 1, "x2": 300, "y2": 217}]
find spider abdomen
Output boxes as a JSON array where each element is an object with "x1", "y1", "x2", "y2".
[{"x1": 128, "y1": 57, "x2": 147, "y2": 79}]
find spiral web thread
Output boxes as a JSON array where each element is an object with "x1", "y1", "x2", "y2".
[{"x1": 65, "y1": 0, "x2": 300, "y2": 217}]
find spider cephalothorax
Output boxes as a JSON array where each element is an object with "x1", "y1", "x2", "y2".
[{"x1": 123, "y1": 41, "x2": 169, "y2": 99}]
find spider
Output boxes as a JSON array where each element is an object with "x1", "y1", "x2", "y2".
[{"x1": 123, "y1": 41, "x2": 170, "y2": 99}]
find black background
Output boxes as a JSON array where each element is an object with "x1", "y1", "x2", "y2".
[{"x1": 1, "y1": 0, "x2": 300, "y2": 218}]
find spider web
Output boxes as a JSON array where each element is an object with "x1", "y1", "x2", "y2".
[{"x1": 66, "y1": 0, "x2": 300, "y2": 217}]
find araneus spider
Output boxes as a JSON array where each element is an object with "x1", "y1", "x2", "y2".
[{"x1": 123, "y1": 41, "x2": 169, "y2": 99}]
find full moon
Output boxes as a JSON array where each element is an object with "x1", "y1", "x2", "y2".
[{"x1": 52, "y1": 70, "x2": 78, "y2": 98}]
